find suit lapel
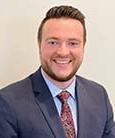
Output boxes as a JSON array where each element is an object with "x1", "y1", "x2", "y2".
[
  {"x1": 30, "y1": 68, "x2": 65, "y2": 138},
  {"x1": 76, "y1": 76, "x2": 91, "y2": 138}
]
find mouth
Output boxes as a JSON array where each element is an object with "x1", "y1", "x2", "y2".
[{"x1": 53, "y1": 59, "x2": 72, "y2": 64}]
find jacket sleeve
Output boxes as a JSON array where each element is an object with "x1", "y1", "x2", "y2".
[
  {"x1": 102, "y1": 88, "x2": 115, "y2": 138},
  {"x1": 0, "y1": 93, "x2": 18, "y2": 138}
]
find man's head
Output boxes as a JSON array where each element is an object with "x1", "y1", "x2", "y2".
[
  {"x1": 38, "y1": 5, "x2": 86, "y2": 82},
  {"x1": 37, "y1": 5, "x2": 86, "y2": 45}
]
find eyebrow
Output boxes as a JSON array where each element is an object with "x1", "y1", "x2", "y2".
[
  {"x1": 46, "y1": 37, "x2": 59, "y2": 41},
  {"x1": 68, "y1": 38, "x2": 81, "y2": 42}
]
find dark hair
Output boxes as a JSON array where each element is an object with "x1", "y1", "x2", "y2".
[{"x1": 37, "y1": 5, "x2": 86, "y2": 44}]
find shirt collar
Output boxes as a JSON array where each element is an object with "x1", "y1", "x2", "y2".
[{"x1": 41, "y1": 68, "x2": 76, "y2": 99}]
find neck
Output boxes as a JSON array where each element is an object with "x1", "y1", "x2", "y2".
[{"x1": 41, "y1": 69, "x2": 75, "y2": 89}]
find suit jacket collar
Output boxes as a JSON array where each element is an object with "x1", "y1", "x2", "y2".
[{"x1": 30, "y1": 68, "x2": 65, "y2": 138}]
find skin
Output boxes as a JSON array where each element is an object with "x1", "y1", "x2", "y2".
[{"x1": 39, "y1": 18, "x2": 85, "y2": 88}]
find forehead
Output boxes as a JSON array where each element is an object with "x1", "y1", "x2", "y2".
[
  {"x1": 42, "y1": 18, "x2": 84, "y2": 39},
  {"x1": 43, "y1": 18, "x2": 83, "y2": 29}
]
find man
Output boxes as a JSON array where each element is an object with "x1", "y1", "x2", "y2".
[{"x1": 0, "y1": 5, "x2": 115, "y2": 138}]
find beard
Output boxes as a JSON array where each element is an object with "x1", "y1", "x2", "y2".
[{"x1": 41, "y1": 61, "x2": 82, "y2": 82}]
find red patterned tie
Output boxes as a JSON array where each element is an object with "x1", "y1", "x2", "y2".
[{"x1": 57, "y1": 91, "x2": 76, "y2": 138}]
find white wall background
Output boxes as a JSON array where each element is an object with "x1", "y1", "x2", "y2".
[{"x1": 0, "y1": 0, "x2": 115, "y2": 112}]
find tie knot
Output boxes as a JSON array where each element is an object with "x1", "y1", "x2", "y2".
[{"x1": 57, "y1": 91, "x2": 70, "y2": 103}]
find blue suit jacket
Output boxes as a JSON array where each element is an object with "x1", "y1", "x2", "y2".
[{"x1": 0, "y1": 68, "x2": 115, "y2": 138}]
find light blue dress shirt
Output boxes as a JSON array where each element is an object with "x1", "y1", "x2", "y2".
[{"x1": 41, "y1": 69, "x2": 77, "y2": 134}]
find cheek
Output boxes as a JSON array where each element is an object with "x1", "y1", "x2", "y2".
[
  {"x1": 40, "y1": 47, "x2": 53, "y2": 60},
  {"x1": 72, "y1": 49, "x2": 84, "y2": 58},
  {"x1": 40, "y1": 47, "x2": 46, "y2": 56}
]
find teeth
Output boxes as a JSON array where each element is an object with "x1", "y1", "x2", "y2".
[{"x1": 56, "y1": 61, "x2": 70, "y2": 64}]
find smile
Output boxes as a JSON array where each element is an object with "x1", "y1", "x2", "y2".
[{"x1": 53, "y1": 59, "x2": 72, "y2": 64}]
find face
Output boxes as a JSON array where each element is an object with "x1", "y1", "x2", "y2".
[{"x1": 39, "y1": 18, "x2": 84, "y2": 82}]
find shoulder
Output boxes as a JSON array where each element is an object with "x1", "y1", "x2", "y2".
[
  {"x1": 76, "y1": 75, "x2": 112, "y2": 113},
  {"x1": 76, "y1": 75, "x2": 106, "y2": 90},
  {"x1": 76, "y1": 75, "x2": 108, "y2": 99},
  {"x1": 0, "y1": 77, "x2": 32, "y2": 102},
  {"x1": 0, "y1": 77, "x2": 31, "y2": 92},
  {"x1": 0, "y1": 68, "x2": 42, "y2": 103}
]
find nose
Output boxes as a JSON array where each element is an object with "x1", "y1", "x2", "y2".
[{"x1": 56, "y1": 43, "x2": 70, "y2": 56}]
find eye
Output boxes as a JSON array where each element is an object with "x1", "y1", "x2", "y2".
[
  {"x1": 47, "y1": 39, "x2": 59, "y2": 46},
  {"x1": 68, "y1": 41, "x2": 80, "y2": 47}
]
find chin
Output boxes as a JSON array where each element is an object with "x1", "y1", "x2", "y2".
[
  {"x1": 52, "y1": 73, "x2": 75, "y2": 82},
  {"x1": 42, "y1": 66, "x2": 76, "y2": 82}
]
